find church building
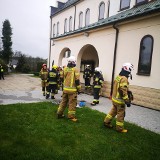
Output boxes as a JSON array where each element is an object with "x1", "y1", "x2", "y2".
[{"x1": 49, "y1": 0, "x2": 160, "y2": 110}]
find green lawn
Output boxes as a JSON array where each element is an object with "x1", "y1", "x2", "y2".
[{"x1": 0, "y1": 102, "x2": 159, "y2": 160}]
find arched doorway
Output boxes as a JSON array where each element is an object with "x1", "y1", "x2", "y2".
[
  {"x1": 77, "y1": 44, "x2": 99, "y2": 82},
  {"x1": 58, "y1": 48, "x2": 71, "y2": 66}
]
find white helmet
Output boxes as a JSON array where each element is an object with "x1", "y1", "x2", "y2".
[
  {"x1": 122, "y1": 63, "x2": 134, "y2": 73},
  {"x1": 86, "y1": 65, "x2": 90, "y2": 68},
  {"x1": 67, "y1": 56, "x2": 76, "y2": 63},
  {"x1": 95, "y1": 67, "x2": 101, "y2": 73}
]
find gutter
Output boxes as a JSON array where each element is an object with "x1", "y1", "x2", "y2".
[
  {"x1": 48, "y1": 16, "x2": 52, "y2": 69},
  {"x1": 110, "y1": 23, "x2": 119, "y2": 97}
]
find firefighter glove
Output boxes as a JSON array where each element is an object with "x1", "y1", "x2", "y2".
[
  {"x1": 128, "y1": 91, "x2": 134, "y2": 101},
  {"x1": 125, "y1": 101, "x2": 131, "y2": 107}
]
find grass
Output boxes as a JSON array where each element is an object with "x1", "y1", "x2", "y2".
[{"x1": 0, "y1": 102, "x2": 159, "y2": 160}]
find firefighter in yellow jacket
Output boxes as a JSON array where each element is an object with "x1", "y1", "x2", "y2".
[
  {"x1": 104, "y1": 63, "x2": 134, "y2": 133},
  {"x1": 39, "y1": 64, "x2": 49, "y2": 96},
  {"x1": 57, "y1": 56, "x2": 81, "y2": 122}
]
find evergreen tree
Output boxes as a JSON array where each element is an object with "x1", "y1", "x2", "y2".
[
  {"x1": 1, "y1": 19, "x2": 13, "y2": 63},
  {"x1": 16, "y1": 53, "x2": 26, "y2": 72}
]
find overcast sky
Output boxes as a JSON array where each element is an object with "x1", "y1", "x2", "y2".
[{"x1": 0, "y1": 0, "x2": 67, "y2": 59}]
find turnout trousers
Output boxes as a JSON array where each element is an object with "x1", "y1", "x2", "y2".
[
  {"x1": 93, "y1": 88, "x2": 101, "y2": 103},
  {"x1": 104, "y1": 102, "x2": 125, "y2": 131},
  {"x1": 41, "y1": 80, "x2": 48, "y2": 94},
  {"x1": 47, "y1": 84, "x2": 58, "y2": 97},
  {"x1": 85, "y1": 78, "x2": 91, "y2": 88},
  {"x1": 57, "y1": 92, "x2": 77, "y2": 119}
]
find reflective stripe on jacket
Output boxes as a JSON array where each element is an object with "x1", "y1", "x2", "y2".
[
  {"x1": 48, "y1": 69, "x2": 58, "y2": 84},
  {"x1": 93, "y1": 73, "x2": 104, "y2": 88},
  {"x1": 84, "y1": 68, "x2": 92, "y2": 78}
]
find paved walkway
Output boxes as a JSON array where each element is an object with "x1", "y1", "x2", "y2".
[{"x1": 0, "y1": 74, "x2": 160, "y2": 134}]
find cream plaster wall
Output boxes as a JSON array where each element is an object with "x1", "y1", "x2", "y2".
[
  {"x1": 51, "y1": 14, "x2": 160, "y2": 90},
  {"x1": 115, "y1": 15, "x2": 160, "y2": 89},
  {"x1": 51, "y1": 26, "x2": 116, "y2": 82},
  {"x1": 50, "y1": 0, "x2": 160, "y2": 109}
]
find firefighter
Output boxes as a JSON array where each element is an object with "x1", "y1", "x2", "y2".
[
  {"x1": 57, "y1": 56, "x2": 81, "y2": 122},
  {"x1": 0, "y1": 64, "x2": 2, "y2": 80},
  {"x1": 46, "y1": 65, "x2": 59, "y2": 99},
  {"x1": 1, "y1": 65, "x2": 4, "y2": 80},
  {"x1": 91, "y1": 67, "x2": 104, "y2": 106},
  {"x1": 0, "y1": 64, "x2": 5, "y2": 80},
  {"x1": 57, "y1": 66, "x2": 63, "y2": 91},
  {"x1": 104, "y1": 63, "x2": 134, "y2": 133},
  {"x1": 39, "y1": 64, "x2": 49, "y2": 96},
  {"x1": 59, "y1": 66, "x2": 64, "y2": 90},
  {"x1": 83, "y1": 65, "x2": 92, "y2": 90}
]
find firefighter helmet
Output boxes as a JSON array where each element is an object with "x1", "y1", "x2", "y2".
[
  {"x1": 68, "y1": 56, "x2": 76, "y2": 64},
  {"x1": 52, "y1": 65, "x2": 58, "y2": 70},
  {"x1": 86, "y1": 65, "x2": 90, "y2": 68},
  {"x1": 42, "y1": 63, "x2": 47, "y2": 67},
  {"x1": 122, "y1": 63, "x2": 134, "y2": 73},
  {"x1": 95, "y1": 67, "x2": 101, "y2": 73}
]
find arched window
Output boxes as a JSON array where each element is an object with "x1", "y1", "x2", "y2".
[
  {"x1": 57, "y1": 22, "x2": 59, "y2": 36},
  {"x1": 137, "y1": 35, "x2": 154, "y2": 75},
  {"x1": 69, "y1": 16, "x2": 73, "y2": 31},
  {"x1": 53, "y1": 24, "x2": 56, "y2": 37},
  {"x1": 64, "y1": 49, "x2": 71, "y2": 58},
  {"x1": 99, "y1": 2, "x2": 105, "y2": 20},
  {"x1": 120, "y1": 0, "x2": 130, "y2": 10},
  {"x1": 85, "y1": 9, "x2": 90, "y2": 26},
  {"x1": 136, "y1": 0, "x2": 148, "y2": 5},
  {"x1": 64, "y1": 18, "x2": 67, "y2": 33},
  {"x1": 79, "y1": 12, "x2": 83, "y2": 28}
]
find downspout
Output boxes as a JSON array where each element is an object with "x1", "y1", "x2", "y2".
[
  {"x1": 73, "y1": 4, "x2": 76, "y2": 31},
  {"x1": 110, "y1": 23, "x2": 119, "y2": 97},
  {"x1": 107, "y1": 0, "x2": 110, "y2": 17},
  {"x1": 49, "y1": 16, "x2": 52, "y2": 69}
]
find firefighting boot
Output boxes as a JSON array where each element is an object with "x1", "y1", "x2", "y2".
[
  {"x1": 104, "y1": 122, "x2": 113, "y2": 128},
  {"x1": 91, "y1": 102, "x2": 96, "y2": 106},
  {"x1": 42, "y1": 89, "x2": 46, "y2": 96},
  {"x1": 117, "y1": 129, "x2": 128, "y2": 133},
  {"x1": 57, "y1": 114, "x2": 65, "y2": 119},
  {"x1": 69, "y1": 118, "x2": 78, "y2": 122},
  {"x1": 46, "y1": 94, "x2": 49, "y2": 99},
  {"x1": 51, "y1": 96, "x2": 55, "y2": 99},
  {"x1": 96, "y1": 101, "x2": 99, "y2": 104}
]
